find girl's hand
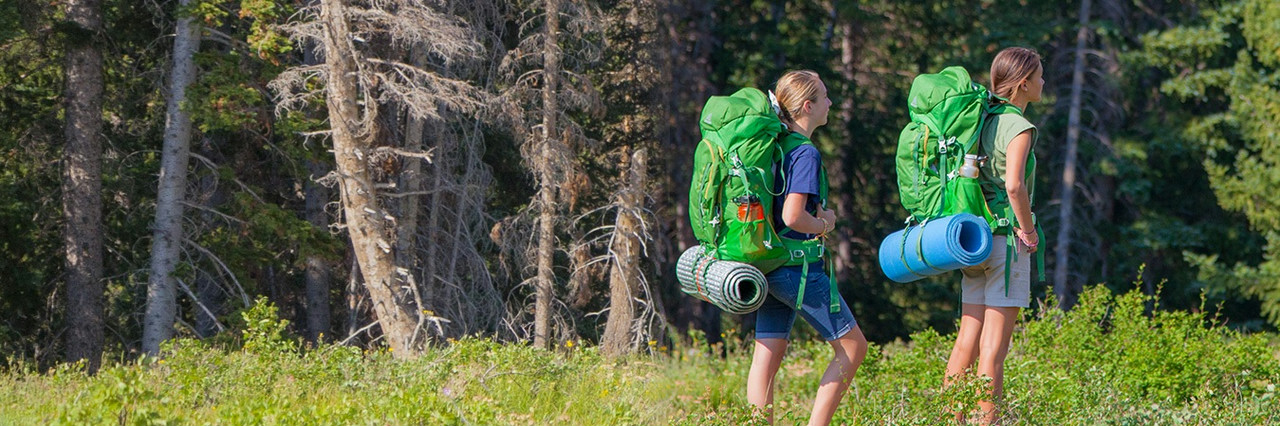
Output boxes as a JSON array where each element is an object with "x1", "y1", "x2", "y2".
[
  {"x1": 817, "y1": 208, "x2": 837, "y2": 235},
  {"x1": 1016, "y1": 227, "x2": 1038, "y2": 253}
]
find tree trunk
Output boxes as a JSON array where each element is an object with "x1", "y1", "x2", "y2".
[
  {"x1": 1096, "y1": 173, "x2": 1115, "y2": 281},
  {"x1": 304, "y1": 157, "x2": 332, "y2": 343},
  {"x1": 321, "y1": 0, "x2": 420, "y2": 356},
  {"x1": 833, "y1": 18, "x2": 860, "y2": 285},
  {"x1": 1055, "y1": 0, "x2": 1091, "y2": 311},
  {"x1": 143, "y1": 0, "x2": 201, "y2": 354},
  {"x1": 602, "y1": 149, "x2": 647, "y2": 358},
  {"x1": 397, "y1": 111, "x2": 423, "y2": 291},
  {"x1": 533, "y1": 0, "x2": 562, "y2": 350},
  {"x1": 194, "y1": 136, "x2": 227, "y2": 339},
  {"x1": 62, "y1": 0, "x2": 105, "y2": 372},
  {"x1": 145, "y1": 0, "x2": 202, "y2": 353},
  {"x1": 299, "y1": 19, "x2": 332, "y2": 345}
]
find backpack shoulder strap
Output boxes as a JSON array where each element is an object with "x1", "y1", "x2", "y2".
[
  {"x1": 778, "y1": 130, "x2": 810, "y2": 153},
  {"x1": 776, "y1": 131, "x2": 829, "y2": 205},
  {"x1": 987, "y1": 102, "x2": 1024, "y2": 117}
]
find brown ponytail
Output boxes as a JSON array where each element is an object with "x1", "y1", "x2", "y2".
[{"x1": 990, "y1": 47, "x2": 1042, "y2": 101}]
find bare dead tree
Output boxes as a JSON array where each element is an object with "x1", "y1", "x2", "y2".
[
  {"x1": 496, "y1": 0, "x2": 603, "y2": 349},
  {"x1": 390, "y1": 1, "x2": 505, "y2": 341},
  {"x1": 193, "y1": 135, "x2": 230, "y2": 339},
  {"x1": 271, "y1": 0, "x2": 485, "y2": 356},
  {"x1": 1054, "y1": 0, "x2": 1092, "y2": 310},
  {"x1": 600, "y1": 149, "x2": 663, "y2": 357}
]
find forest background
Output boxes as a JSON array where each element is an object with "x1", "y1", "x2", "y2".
[{"x1": 2, "y1": 0, "x2": 1280, "y2": 373}]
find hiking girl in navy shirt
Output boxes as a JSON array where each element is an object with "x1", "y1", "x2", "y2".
[{"x1": 746, "y1": 70, "x2": 868, "y2": 426}]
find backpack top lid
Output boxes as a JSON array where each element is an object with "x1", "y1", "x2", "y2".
[
  {"x1": 908, "y1": 66, "x2": 984, "y2": 115},
  {"x1": 699, "y1": 87, "x2": 783, "y2": 144},
  {"x1": 895, "y1": 66, "x2": 993, "y2": 222},
  {"x1": 907, "y1": 67, "x2": 989, "y2": 139}
]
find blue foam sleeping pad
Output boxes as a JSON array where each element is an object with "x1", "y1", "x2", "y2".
[{"x1": 878, "y1": 213, "x2": 994, "y2": 283}]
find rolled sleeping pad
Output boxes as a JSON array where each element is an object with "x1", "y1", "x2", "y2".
[
  {"x1": 676, "y1": 245, "x2": 769, "y2": 314},
  {"x1": 878, "y1": 213, "x2": 993, "y2": 283}
]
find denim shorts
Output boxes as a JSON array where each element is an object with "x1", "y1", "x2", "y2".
[{"x1": 754, "y1": 261, "x2": 856, "y2": 341}]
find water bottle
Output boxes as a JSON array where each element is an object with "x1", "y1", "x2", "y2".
[
  {"x1": 960, "y1": 155, "x2": 981, "y2": 179},
  {"x1": 735, "y1": 195, "x2": 764, "y2": 221}
]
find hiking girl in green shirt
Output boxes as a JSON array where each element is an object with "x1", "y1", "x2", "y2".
[
  {"x1": 942, "y1": 47, "x2": 1044, "y2": 424},
  {"x1": 746, "y1": 70, "x2": 868, "y2": 426}
]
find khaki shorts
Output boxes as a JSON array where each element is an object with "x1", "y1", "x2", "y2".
[{"x1": 960, "y1": 235, "x2": 1032, "y2": 308}]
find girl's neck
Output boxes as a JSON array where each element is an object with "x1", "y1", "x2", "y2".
[
  {"x1": 787, "y1": 118, "x2": 816, "y2": 139},
  {"x1": 1008, "y1": 93, "x2": 1030, "y2": 112}
]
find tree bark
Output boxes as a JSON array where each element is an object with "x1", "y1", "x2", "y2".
[
  {"x1": 302, "y1": 33, "x2": 332, "y2": 345},
  {"x1": 534, "y1": 0, "x2": 562, "y2": 350},
  {"x1": 62, "y1": 0, "x2": 105, "y2": 372},
  {"x1": 1055, "y1": 0, "x2": 1092, "y2": 311},
  {"x1": 397, "y1": 111, "x2": 423, "y2": 294},
  {"x1": 194, "y1": 136, "x2": 227, "y2": 339},
  {"x1": 321, "y1": 0, "x2": 420, "y2": 356},
  {"x1": 833, "y1": 18, "x2": 860, "y2": 286},
  {"x1": 304, "y1": 157, "x2": 332, "y2": 343},
  {"x1": 602, "y1": 149, "x2": 647, "y2": 358},
  {"x1": 143, "y1": 0, "x2": 201, "y2": 355}
]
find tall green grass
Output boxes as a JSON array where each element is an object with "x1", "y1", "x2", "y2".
[{"x1": 2, "y1": 284, "x2": 1277, "y2": 425}]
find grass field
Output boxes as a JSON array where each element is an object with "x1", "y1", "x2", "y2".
[{"x1": 2, "y1": 285, "x2": 1278, "y2": 425}]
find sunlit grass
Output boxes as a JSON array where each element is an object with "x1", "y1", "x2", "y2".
[{"x1": 1, "y1": 285, "x2": 1278, "y2": 425}]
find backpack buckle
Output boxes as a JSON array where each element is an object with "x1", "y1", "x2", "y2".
[
  {"x1": 791, "y1": 249, "x2": 807, "y2": 260},
  {"x1": 937, "y1": 136, "x2": 957, "y2": 154}
]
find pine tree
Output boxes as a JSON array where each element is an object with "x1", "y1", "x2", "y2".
[{"x1": 61, "y1": 0, "x2": 106, "y2": 371}]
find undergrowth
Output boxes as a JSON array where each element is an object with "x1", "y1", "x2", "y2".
[{"x1": 1, "y1": 285, "x2": 1277, "y2": 425}]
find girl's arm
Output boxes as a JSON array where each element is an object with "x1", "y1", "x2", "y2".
[
  {"x1": 1004, "y1": 130, "x2": 1038, "y2": 251},
  {"x1": 781, "y1": 193, "x2": 834, "y2": 235}
]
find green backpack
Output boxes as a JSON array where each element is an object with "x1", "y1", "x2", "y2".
[
  {"x1": 689, "y1": 87, "x2": 840, "y2": 313},
  {"x1": 895, "y1": 66, "x2": 1001, "y2": 225},
  {"x1": 894, "y1": 66, "x2": 1045, "y2": 283},
  {"x1": 688, "y1": 88, "x2": 827, "y2": 266}
]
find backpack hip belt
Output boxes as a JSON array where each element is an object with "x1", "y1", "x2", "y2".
[{"x1": 780, "y1": 237, "x2": 840, "y2": 314}]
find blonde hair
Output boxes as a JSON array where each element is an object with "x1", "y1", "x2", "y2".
[
  {"x1": 773, "y1": 70, "x2": 823, "y2": 123},
  {"x1": 989, "y1": 47, "x2": 1042, "y2": 100}
]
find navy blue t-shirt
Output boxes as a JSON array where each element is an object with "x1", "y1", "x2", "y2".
[{"x1": 772, "y1": 140, "x2": 823, "y2": 240}]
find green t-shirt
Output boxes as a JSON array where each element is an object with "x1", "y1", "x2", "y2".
[{"x1": 979, "y1": 111, "x2": 1037, "y2": 209}]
